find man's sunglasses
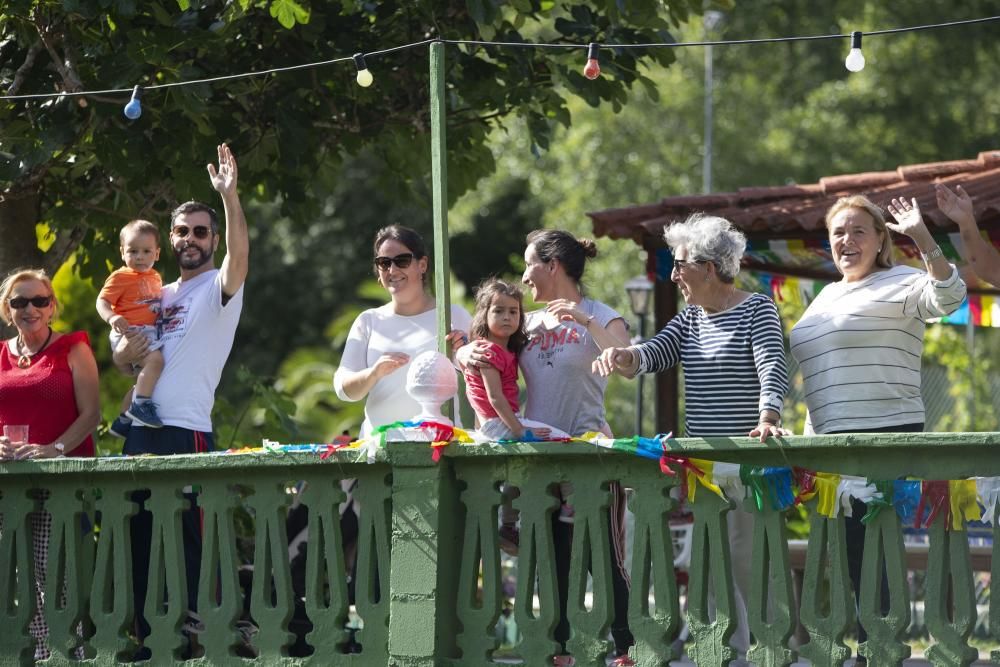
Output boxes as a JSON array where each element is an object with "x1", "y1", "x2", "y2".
[
  {"x1": 373, "y1": 253, "x2": 415, "y2": 271},
  {"x1": 9, "y1": 296, "x2": 52, "y2": 309},
  {"x1": 172, "y1": 225, "x2": 213, "y2": 239}
]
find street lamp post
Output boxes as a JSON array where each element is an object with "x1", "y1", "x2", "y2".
[{"x1": 625, "y1": 276, "x2": 654, "y2": 436}]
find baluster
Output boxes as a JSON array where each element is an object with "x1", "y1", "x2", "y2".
[
  {"x1": 247, "y1": 479, "x2": 296, "y2": 653},
  {"x1": 565, "y1": 466, "x2": 614, "y2": 666},
  {"x1": 0, "y1": 481, "x2": 37, "y2": 663},
  {"x1": 197, "y1": 479, "x2": 244, "y2": 661},
  {"x1": 857, "y1": 503, "x2": 910, "y2": 665},
  {"x1": 796, "y1": 506, "x2": 852, "y2": 666},
  {"x1": 685, "y1": 489, "x2": 738, "y2": 667},
  {"x1": 511, "y1": 465, "x2": 561, "y2": 661},
  {"x1": 745, "y1": 497, "x2": 796, "y2": 667},
  {"x1": 88, "y1": 480, "x2": 140, "y2": 660},
  {"x1": 298, "y1": 474, "x2": 350, "y2": 656},
  {"x1": 454, "y1": 463, "x2": 503, "y2": 662},
  {"x1": 142, "y1": 482, "x2": 192, "y2": 660},
  {"x1": 625, "y1": 468, "x2": 680, "y2": 665},
  {"x1": 924, "y1": 512, "x2": 978, "y2": 666},
  {"x1": 354, "y1": 467, "x2": 391, "y2": 659},
  {"x1": 42, "y1": 485, "x2": 89, "y2": 660}
]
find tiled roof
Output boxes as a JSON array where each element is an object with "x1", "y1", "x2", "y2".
[{"x1": 589, "y1": 150, "x2": 1000, "y2": 245}]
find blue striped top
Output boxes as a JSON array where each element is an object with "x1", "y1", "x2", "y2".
[{"x1": 635, "y1": 292, "x2": 788, "y2": 437}]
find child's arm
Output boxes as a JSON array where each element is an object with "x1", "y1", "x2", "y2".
[
  {"x1": 96, "y1": 297, "x2": 129, "y2": 334},
  {"x1": 480, "y1": 366, "x2": 525, "y2": 439}
]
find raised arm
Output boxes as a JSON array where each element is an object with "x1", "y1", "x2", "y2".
[
  {"x1": 886, "y1": 196, "x2": 952, "y2": 281},
  {"x1": 545, "y1": 299, "x2": 629, "y2": 350},
  {"x1": 936, "y1": 183, "x2": 1000, "y2": 286},
  {"x1": 208, "y1": 143, "x2": 249, "y2": 298}
]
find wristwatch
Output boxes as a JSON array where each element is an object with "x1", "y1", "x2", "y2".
[{"x1": 53, "y1": 442, "x2": 65, "y2": 455}]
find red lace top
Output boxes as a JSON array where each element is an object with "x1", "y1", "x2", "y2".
[{"x1": 0, "y1": 331, "x2": 95, "y2": 457}]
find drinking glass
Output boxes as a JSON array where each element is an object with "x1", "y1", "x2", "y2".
[{"x1": 3, "y1": 424, "x2": 29, "y2": 444}]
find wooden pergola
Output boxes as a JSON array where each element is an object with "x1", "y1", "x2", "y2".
[{"x1": 587, "y1": 149, "x2": 1000, "y2": 434}]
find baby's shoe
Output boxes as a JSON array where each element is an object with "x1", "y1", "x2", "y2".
[{"x1": 127, "y1": 400, "x2": 164, "y2": 428}]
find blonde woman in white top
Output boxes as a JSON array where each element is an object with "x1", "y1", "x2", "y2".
[{"x1": 789, "y1": 193, "x2": 965, "y2": 663}]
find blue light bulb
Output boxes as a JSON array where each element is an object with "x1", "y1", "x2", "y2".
[{"x1": 124, "y1": 85, "x2": 142, "y2": 119}]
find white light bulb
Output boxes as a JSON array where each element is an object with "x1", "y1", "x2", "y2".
[
  {"x1": 353, "y1": 53, "x2": 374, "y2": 88},
  {"x1": 845, "y1": 31, "x2": 865, "y2": 72}
]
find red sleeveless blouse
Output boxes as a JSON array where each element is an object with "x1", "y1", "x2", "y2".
[{"x1": 0, "y1": 330, "x2": 95, "y2": 457}]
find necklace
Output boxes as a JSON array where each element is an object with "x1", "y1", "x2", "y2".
[{"x1": 15, "y1": 327, "x2": 53, "y2": 369}]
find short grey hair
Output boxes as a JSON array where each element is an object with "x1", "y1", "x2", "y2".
[{"x1": 662, "y1": 213, "x2": 747, "y2": 283}]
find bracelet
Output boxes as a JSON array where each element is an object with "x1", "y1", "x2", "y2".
[{"x1": 921, "y1": 245, "x2": 943, "y2": 262}]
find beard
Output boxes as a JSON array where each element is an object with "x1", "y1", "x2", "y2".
[{"x1": 175, "y1": 244, "x2": 213, "y2": 270}]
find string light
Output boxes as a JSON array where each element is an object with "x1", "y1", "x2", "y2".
[
  {"x1": 845, "y1": 31, "x2": 865, "y2": 72},
  {"x1": 353, "y1": 53, "x2": 374, "y2": 88},
  {"x1": 123, "y1": 85, "x2": 142, "y2": 119},
  {"x1": 0, "y1": 15, "x2": 997, "y2": 103},
  {"x1": 583, "y1": 43, "x2": 601, "y2": 80}
]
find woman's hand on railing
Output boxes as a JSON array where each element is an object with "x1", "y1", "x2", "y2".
[{"x1": 749, "y1": 421, "x2": 792, "y2": 442}]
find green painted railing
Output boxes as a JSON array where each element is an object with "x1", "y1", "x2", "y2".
[{"x1": 1, "y1": 433, "x2": 999, "y2": 666}]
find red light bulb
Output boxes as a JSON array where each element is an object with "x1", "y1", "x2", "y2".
[{"x1": 583, "y1": 43, "x2": 601, "y2": 80}]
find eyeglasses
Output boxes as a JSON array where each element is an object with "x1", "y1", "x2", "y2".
[
  {"x1": 672, "y1": 258, "x2": 708, "y2": 271},
  {"x1": 373, "y1": 253, "x2": 415, "y2": 271},
  {"x1": 172, "y1": 225, "x2": 212, "y2": 239},
  {"x1": 9, "y1": 296, "x2": 52, "y2": 309}
]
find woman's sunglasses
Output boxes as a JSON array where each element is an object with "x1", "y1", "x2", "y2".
[
  {"x1": 373, "y1": 253, "x2": 415, "y2": 271},
  {"x1": 9, "y1": 296, "x2": 52, "y2": 309},
  {"x1": 172, "y1": 225, "x2": 212, "y2": 239}
]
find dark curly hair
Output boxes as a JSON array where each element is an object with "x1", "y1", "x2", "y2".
[{"x1": 470, "y1": 277, "x2": 528, "y2": 354}]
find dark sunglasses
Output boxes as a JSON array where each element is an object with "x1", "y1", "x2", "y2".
[
  {"x1": 672, "y1": 258, "x2": 708, "y2": 271},
  {"x1": 373, "y1": 253, "x2": 415, "y2": 271},
  {"x1": 9, "y1": 295, "x2": 52, "y2": 309},
  {"x1": 172, "y1": 225, "x2": 212, "y2": 239}
]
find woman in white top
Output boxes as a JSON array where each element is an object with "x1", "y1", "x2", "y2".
[
  {"x1": 789, "y1": 194, "x2": 966, "y2": 662},
  {"x1": 334, "y1": 225, "x2": 471, "y2": 436},
  {"x1": 332, "y1": 225, "x2": 471, "y2": 650}
]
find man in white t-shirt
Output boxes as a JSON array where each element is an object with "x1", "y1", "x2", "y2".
[{"x1": 113, "y1": 143, "x2": 249, "y2": 652}]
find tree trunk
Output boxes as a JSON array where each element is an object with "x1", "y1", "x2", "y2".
[
  {"x1": 0, "y1": 189, "x2": 45, "y2": 276},
  {"x1": 0, "y1": 189, "x2": 46, "y2": 338}
]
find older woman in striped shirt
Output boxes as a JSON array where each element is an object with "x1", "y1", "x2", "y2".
[{"x1": 593, "y1": 213, "x2": 789, "y2": 661}]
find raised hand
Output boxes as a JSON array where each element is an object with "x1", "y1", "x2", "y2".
[
  {"x1": 546, "y1": 298, "x2": 587, "y2": 325},
  {"x1": 207, "y1": 143, "x2": 238, "y2": 196},
  {"x1": 935, "y1": 184, "x2": 975, "y2": 226},
  {"x1": 886, "y1": 197, "x2": 930, "y2": 241}
]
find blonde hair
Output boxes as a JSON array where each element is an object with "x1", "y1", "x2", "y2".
[
  {"x1": 0, "y1": 268, "x2": 57, "y2": 325},
  {"x1": 825, "y1": 195, "x2": 895, "y2": 270}
]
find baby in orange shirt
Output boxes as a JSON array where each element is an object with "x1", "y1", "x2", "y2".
[{"x1": 96, "y1": 219, "x2": 165, "y2": 430}]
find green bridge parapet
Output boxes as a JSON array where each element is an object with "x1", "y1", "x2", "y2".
[{"x1": 0, "y1": 433, "x2": 998, "y2": 665}]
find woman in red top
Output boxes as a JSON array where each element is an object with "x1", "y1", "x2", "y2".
[
  {"x1": 0, "y1": 268, "x2": 99, "y2": 459},
  {"x1": 0, "y1": 268, "x2": 99, "y2": 660}
]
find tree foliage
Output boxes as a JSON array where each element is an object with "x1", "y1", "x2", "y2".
[
  {"x1": 443, "y1": 0, "x2": 1000, "y2": 436},
  {"x1": 0, "y1": 0, "x2": 706, "y2": 284}
]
